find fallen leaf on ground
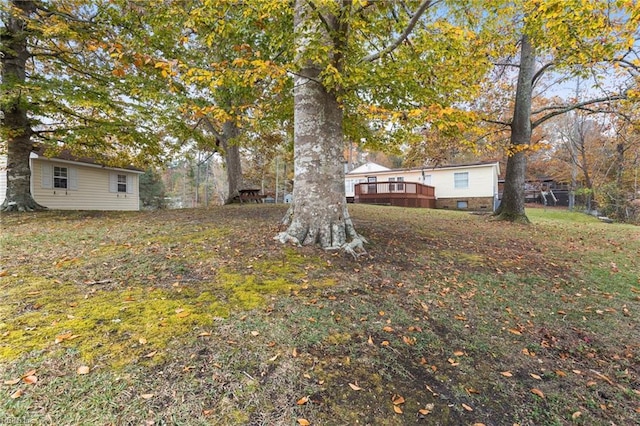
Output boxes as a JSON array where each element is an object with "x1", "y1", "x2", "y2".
[
  {"x1": 531, "y1": 388, "x2": 545, "y2": 398},
  {"x1": 77, "y1": 366, "x2": 90, "y2": 375},
  {"x1": 251, "y1": 331, "x2": 260, "y2": 336},
  {"x1": 144, "y1": 351, "x2": 157, "y2": 358},
  {"x1": 22, "y1": 375, "x2": 37, "y2": 384},
  {"x1": 572, "y1": 411, "x2": 582, "y2": 419},
  {"x1": 508, "y1": 328, "x2": 522, "y2": 336},
  {"x1": 141, "y1": 393, "x2": 154, "y2": 399},
  {"x1": 176, "y1": 311, "x2": 190, "y2": 318},
  {"x1": 4, "y1": 378, "x2": 21, "y2": 385},
  {"x1": 10, "y1": 389, "x2": 23, "y2": 399},
  {"x1": 500, "y1": 371, "x2": 513, "y2": 377},
  {"x1": 297, "y1": 396, "x2": 309, "y2": 405},
  {"x1": 530, "y1": 373, "x2": 542, "y2": 380},
  {"x1": 453, "y1": 351, "x2": 464, "y2": 356},
  {"x1": 348, "y1": 382, "x2": 363, "y2": 391},
  {"x1": 393, "y1": 405, "x2": 403, "y2": 414},
  {"x1": 392, "y1": 395, "x2": 405, "y2": 405},
  {"x1": 462, "y1": 403, "x2": 473, "y2": 411},
  {"x1": 297, "y1": 419, "x2": 310, "y2": 425},
  {"x1": 198, "y1": 331, "x2": 212, "y2": 337}
]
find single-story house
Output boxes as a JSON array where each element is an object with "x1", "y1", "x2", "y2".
[
  {"x1": 345, "y1": 161, "x2": 500, "y2": 211},
  {"x1": 0, "y1": 150, "x2": 143, "y2": 211}
]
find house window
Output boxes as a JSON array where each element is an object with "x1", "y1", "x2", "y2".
[
  {"x1": 454, "y1": 172, "x2": 469, "y2": 189},
  {"x1": 389, "y1": 177, "x2": 404, "y2": 191},
  {"x1": 54, "y1": 166, "x2": 68, "y2": 189},
  {"x1": 117, "y1": 174, "x2": 127, "y2": 193},
  {"x1": 457, "y1": 200, "x2": 468, "y2": 209}
]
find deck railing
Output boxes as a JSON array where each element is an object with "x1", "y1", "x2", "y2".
[
  {"x1": 355, "y1": 182, "x2": 435, "y2": 197},
  {"x1": 354, "y1": 181, "x2": 436, "y2": 208}
]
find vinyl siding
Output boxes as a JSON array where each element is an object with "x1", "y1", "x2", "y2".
[{"x1": 31, "y1": 158, "x2": 140, "y2": 211}]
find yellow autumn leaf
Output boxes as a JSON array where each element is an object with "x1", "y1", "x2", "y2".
[
  {"x1": 296, "y1": 396, "x2": 309, "y2": 405},
  {"x1": 393, "y1": 405, "x2": 403, "y2": 414},
  {"x1": 297, "y1": 419, "x2": 310, "y2": 426},
  {"x1": 508, "y1": 328, "x2": 522, "y2": 335},
  {"x1": 177, "y1": 311, "x2": 191, "y2": 318}
]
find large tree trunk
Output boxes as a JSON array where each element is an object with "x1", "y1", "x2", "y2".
[
  {"x1": 1, "y1": 0, "x2": 46, "y2": 212},
  {"x1": 494, "y1": 35, "x2": 534, "y2": 223},
  {"x1": 276, "y1": 0, "x2": 365, "y2": 256},
  {"x1": 220, "y1": 120, "x2": 242, "y2": 204}
]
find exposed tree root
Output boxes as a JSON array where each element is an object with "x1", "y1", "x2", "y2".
[
  {"x1": 0, "y1": 199, "x2": 48, "y2": 213},
  {"x1": 275, "y1": 202, "x2": 368, "y2": 259}
]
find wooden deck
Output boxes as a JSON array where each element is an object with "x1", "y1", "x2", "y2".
[{"x1": 354, "y1": 181, "x2": 435, "y2": 208}]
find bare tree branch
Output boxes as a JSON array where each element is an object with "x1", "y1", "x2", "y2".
[
  {"x1": 531, "y1": 94, "x2": 626, "y2": 129},
  {"x1": 360, "y1": 0, "x2": 432, "y2": 63},
  {"x1": 531, "y1": 62, "x2": 554, "y2": 87}
]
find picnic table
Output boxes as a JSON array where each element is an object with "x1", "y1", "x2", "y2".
[{"x1": 238, "y1": 189, "x2": 262, "y2": 203}]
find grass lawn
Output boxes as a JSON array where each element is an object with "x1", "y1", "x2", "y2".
[{"x1": 1, "y1": 204, "x2": 638, "y2": 425}]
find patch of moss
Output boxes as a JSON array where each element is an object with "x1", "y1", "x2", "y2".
[
  {"x1": 0, "y1": 276, "x2": 226, "y2": 367},
  {"x1": 217, "y1": 272, "x2": 295, "y2": 310}
]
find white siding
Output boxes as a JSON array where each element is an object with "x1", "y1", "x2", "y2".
[{"x1": 32, "y1": 158, "x2": 140, "y2": 211}]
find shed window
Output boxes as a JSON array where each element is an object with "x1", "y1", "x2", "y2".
[
  {"x1": 454, "y1": 172, "x2": 469, "y2": 189},
  {"x1": 117, "y1": 174, "x2": 127, "y2": 193},
  {"x1": 457, "y1": 200, "x2": 468, "y2": 209},
  {"x1": 54, "y1": 166, "x2": 68, "y2": 189}
]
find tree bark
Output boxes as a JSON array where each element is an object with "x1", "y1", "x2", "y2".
[
  {"x1": 276, "y1": 0, "x2": 365, "y2": 256},
  {"x1": 494, "y1": 35, "x2": 534, "y2": 223},
  {"x1": 220, "y1": 120, "x2": 243, "y2": 204},
  {"x1": 1, "y1": 0, "x2": 47, "y2": 212}
]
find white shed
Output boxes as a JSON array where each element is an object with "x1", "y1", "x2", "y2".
[{"x1": 1, "y1": 151, "x2": 143, "y2": 211}]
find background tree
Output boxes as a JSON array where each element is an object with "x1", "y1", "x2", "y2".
[
  {"x1": 481, "y1": 0, "x2": 639, "y2": 222},
  {"x1": 139, "y1": 168, "x2": 167, "y2": 210}
]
